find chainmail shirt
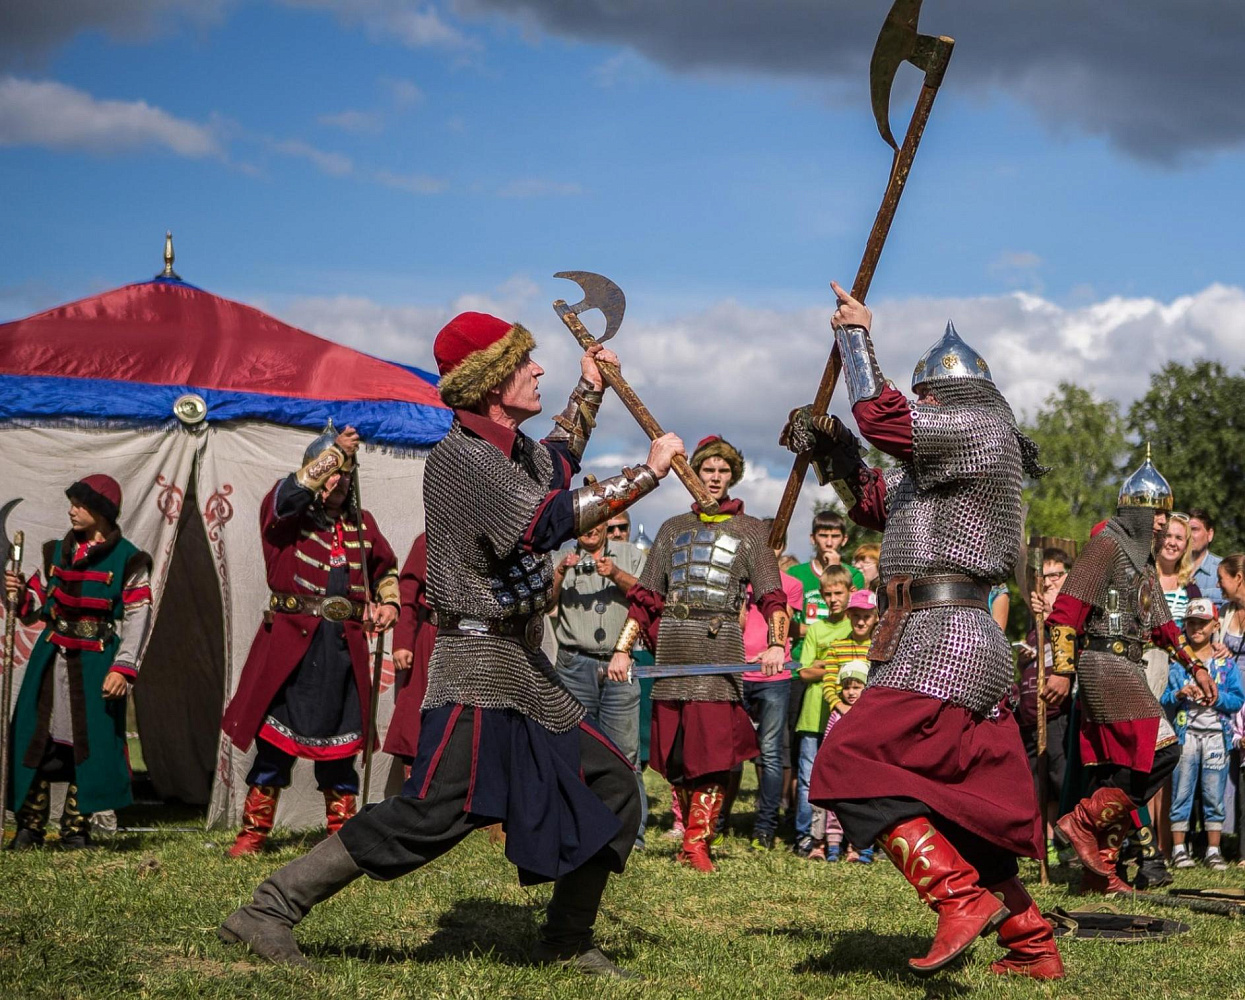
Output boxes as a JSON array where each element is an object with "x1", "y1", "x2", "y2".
[
  {"x1": 1060, "y1": 533, "x2": 1169, "y2": 724},
  {"x1": 868, "y1": 395, "x2": 1024, "y2": 715},
  {"x1": 640, "y1": 511, "x2": 781, "y2": 703},
  {"x1": 422, "y1": 421, "x2": 585, "y2": 733}
]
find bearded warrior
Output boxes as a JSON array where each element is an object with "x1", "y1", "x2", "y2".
[
  {"x1": 1045, "y1": 452, "x2": 1215, "y2": 893},
  {"x1": 5, "y1": 475, "x2": 152, "y2": 849},
  {"x1": 780, "y1": 282, "x2": 1063, "y2": 980},
  {"x1": 610, "y1": 435, "x2": 789, "y2": 873},
  {"x1": 220, "y1": 424, "x2": 400, "y2": 855},
  {"x1": 221, "y1": 311, "x2": 684, "y2": 979}
]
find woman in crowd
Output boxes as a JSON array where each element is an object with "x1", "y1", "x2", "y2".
[{"x1": 1156, "y1": 512, "x2": 1200, "y2": 627}]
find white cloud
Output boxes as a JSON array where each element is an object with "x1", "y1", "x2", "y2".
[
  {"x1": 0, "y1": 76, "x2": 220, "y2": 157},
  {"x1": 374, "y1": 168, "x2": 449, "y2": 194},
  {"x1": 497, "y1": 178, "x2": 583, "y2": 198},
  {"x1": 268, "y1": 280, "x2": 1245, "y2": 545},
  {"x1": 318, "y1": 109, "x2": 384, "y2": 134},
  {"x1": 270, "y1": 137, "x2": 353, "y2": 176},
  {"x1": 383, "y1": 77, "x2": 425, "y2": 108},
  {"x1": 281, "y1": 1, "x2": 474, "y2": 50}
]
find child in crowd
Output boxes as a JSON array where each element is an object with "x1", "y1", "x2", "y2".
[
  {"x1": 1162, "y1": 598, "x2": 1245, "y2": 870},
  {"x1": 793, "y1": 565, "x2": 853, "y2": 856},
  {"x1": 851, "y1": 543, "x2": 880, "y2": 591},
  {"x1": 822, "y1": 661, "x2": 870, "y2": 862}
]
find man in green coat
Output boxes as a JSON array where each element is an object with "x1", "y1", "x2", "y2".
[{"x1": 5, "y1": 475, "x2": 152, "y2": 849}]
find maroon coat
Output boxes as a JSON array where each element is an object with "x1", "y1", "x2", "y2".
[
  {"x1": 221, "y1": 481, "x2": 397, "y2": 752},
  {"x1": 383, "y1": 533, "x2": 436, "y2": 760}
]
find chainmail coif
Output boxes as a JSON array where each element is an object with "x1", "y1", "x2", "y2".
[
  {"x1": 1103, "y1": 505, "x2": 1159, "y2": 573},
  {"x1": 929, "y1": 380, "x2": 1049, "y2": 479}
]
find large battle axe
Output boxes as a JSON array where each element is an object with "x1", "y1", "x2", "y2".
[
  {"x1": 770, "y1": 0, "x2": 954, "y2": 549},
  {"x1": 553, "y1": 271, "x2": 719, "y2": 514},
  {"x1": 1, "y1": 498, "x2": 24, "y2": 838}
]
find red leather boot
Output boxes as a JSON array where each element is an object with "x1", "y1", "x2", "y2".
[
  {"x1": 229, "y1": 785, "x2": 280, "y2": 857},
  {"x1": 1079, "y1": 867, "x2": 1132, "y2": 895},
  {"x1": 678, "y1": 784, "x2": 722, "y2": 873},
  {"x1": 1055, "y1": 787, "x2": 1133, "y2": 876},
  {"x1": 878, "y1": 817, "x2": 1009, "y2": 975},
  {"x1": 987, "y1": 877, "x2": 1065, "y2": 979},
  {"x1": 323, "y1": 790, "x2": 357, "y2": 835}
]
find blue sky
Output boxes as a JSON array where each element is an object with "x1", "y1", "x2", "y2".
[{"x1": 3, "y1": 1, "x2": 1245, "y2": 535}]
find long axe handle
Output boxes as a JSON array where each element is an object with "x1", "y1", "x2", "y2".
[
  {"x1": 1, "y1": 531, "x2": 22, "y2": 836},
  {"x1": 769, "y1": 55, "x2": 952, "y2": 551},
  {"x1": 1035, "y1": 608, "x2": 1050, "y2": 885},
  {"x1": 554, "y1": 301, "x2": 719, "y2": 515}
]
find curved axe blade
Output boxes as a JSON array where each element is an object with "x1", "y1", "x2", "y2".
[
  {"x1": 870, "y1": 0, "x2": 954, "y2": 151},
  {"x1": 0, "y1": 497, "x2": 23, "y2": 567},
  {"x1": 553, "y1": 271, "x2": 626, "y2": 342}
]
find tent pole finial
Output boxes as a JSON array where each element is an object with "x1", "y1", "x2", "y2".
[{"x1": 159, "y1": 231, "x2": 181, "y2": 280}]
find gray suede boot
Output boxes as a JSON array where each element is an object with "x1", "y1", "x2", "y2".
[
  {"x1": 532, "y1": 862, "x2": 642, "y2": 980},
  {"x1": 218, "y1": 834, "x2": 363, "y2": 966}
]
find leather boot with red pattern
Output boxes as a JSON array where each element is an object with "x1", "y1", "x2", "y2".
[
  {"x1": 677, "y1": 784, "x2": 723, "y2": 874},
  {"x1": 1055, "y1": 787, "x2": 1133, "y2": 876},
  {"x1": 986, "y1": 877, "x2": 1065, "y2": 979},
  {"x1": 229, "y1": 784, "x2": 281, "y2": 857},
  {"x1": 323, "y1": 790, "x2": 357, "y2": 835},
  {"x1": 878, "y1": 817, "x2": 1009, "y2": 975}
]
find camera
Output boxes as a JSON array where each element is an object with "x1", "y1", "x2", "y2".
[{"x1": 576, "y1": 556, "x2": 597, "y2": 576}]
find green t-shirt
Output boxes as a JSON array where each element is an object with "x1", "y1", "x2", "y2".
[
  {"x1": 795, "y1": 616, "x2": 853, "y2": 734},
  {"x1": 788, "y1": 559, "x2": 864, "y2": 660}
]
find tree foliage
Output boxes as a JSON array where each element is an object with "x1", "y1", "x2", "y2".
[{"x1": 1127, "y1": 360, "x2": 1245, "y2": 553}]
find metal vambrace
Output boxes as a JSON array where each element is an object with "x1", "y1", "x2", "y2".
[
  {"x1": 546, "y1": 377, "x2": 604, "y2": 463},
  {"x1": 614, "y1": 617, "x2": 642, "y2": 656},
  {"x1": 295, "y1": 444, "x2": 350, "y2": 491},
  {"x1": 808, "y1": 415, "x2": 871, "y2": 510},
  {"x1": 1048, "y1": 624, "x2": 1077, "y2": 676},
  {"x1": 374, "y1": 571, "x2": 401, "y2": 607},
  {"x1": 766, "y1": 609, "x2": 790, "y2": 649},
  {"x1": 571, "y1": 464, "x2": 659, "y2": 536},
  {"x1": 835, "y1": 324, "x2": 885, "y2": 405}
]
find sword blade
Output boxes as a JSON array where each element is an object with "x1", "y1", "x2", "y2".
[{"x1": 629, "y1": 662, "x2": 756, "y2": 680}]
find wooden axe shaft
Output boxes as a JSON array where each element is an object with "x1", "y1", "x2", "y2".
[
  {"x1": 0, "y1": 530, "x2": 23, "y2": 835},
  {"x1": 554, "y1": 304, "x2": 719, "y2": 515},
  {"x1": 770, "y1": 72, "x2": 948, "y2": 551},
  {"x1": 1035, "y1": 608, "x2": 1050, "y2": 884}
]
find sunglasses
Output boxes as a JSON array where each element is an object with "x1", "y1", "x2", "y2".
[{"x1": 606, "y1": 523, "x2": 629, "y2": 534}]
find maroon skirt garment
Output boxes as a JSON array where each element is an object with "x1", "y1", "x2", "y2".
[{"x1": 649, "y1": 699, "x2": 758, "y2": 782}]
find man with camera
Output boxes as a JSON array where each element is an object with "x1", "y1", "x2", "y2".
[{"x1": 549, "y1": 520, "x2": 646, "y2": 778}]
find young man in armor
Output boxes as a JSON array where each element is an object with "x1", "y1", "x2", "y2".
[
  {"x1": 220, "y1": 424, "x2": 401, "y2": 855},
  {"x1": 5, "y1": 475, "x2": 152, "y2": 850},
  {"x1": 1044, "y1": 454, "x2": 1216, "y2": 893},
  {"x1": 609, "y1": 435, "x2": 789, "y2": 873},
  {"x1": 221, "y1": 311, "x2": 683, "y2": 980},
  {"x1": 780, "y1": 281, "x2": 1063, "y2": 979}
]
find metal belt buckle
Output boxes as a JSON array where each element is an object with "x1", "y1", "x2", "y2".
[
  {"x1": 523, "y1": 614, "x2": 545, "y2": 653},
  {"x1": 320, "y1": 596, "x2": 354, "y2": 622},
  {"x1": 666, "y1": 602, "x2": 690, "y2": 621},
  {"x1": 1111, "y1": 640, "x2": 1125, "y2": 655}
]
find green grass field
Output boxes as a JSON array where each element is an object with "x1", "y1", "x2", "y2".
[{"x1": 5, "y1": 770, "x2": 1245, "y2": 1000}]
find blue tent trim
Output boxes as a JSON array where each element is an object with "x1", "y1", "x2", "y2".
[{"x1": 0, "y1": 373, "x2": 453, "y2": 448}]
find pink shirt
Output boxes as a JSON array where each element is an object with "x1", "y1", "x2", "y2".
[{"x1": 741, "y1": 571, "x2": 802, "y2": 682}]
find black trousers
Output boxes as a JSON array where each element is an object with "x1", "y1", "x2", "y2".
[
  {"x1": 337, "y1": 713, "x2": 640, "y2": 883},
  {"x1": 833, "y1": 796, "x2": 1019, "y2": 886},
  {"x1": 1088, "y1": 742, "x2": 1180, "y2": 811}
]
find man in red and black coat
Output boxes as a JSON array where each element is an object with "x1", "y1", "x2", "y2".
[
  {"x1": 382, "y1": 532, "x2": 435, "y2": 770},
  {"x1": 221, "y1": 424, "x2": 399, "y2": 856}
]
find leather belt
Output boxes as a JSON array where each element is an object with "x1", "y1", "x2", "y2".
[
  {"x1": 876, "y1": 573, "x2": 989, "y2": 617},
  {"x1": 1084, "y1": 635, "x2": 1145, "y2": 663},
  {"x1": 663, "y1": 604, "x2": 739, "y2": 622},
  {"x1": 433, "y1": 611, "x2": 545, "y2": 653},
  {"x1": 52, "y1": 617, "x2": 115, "y2": 641},
  {"x1": 268, "y1": 592, "x2": 365, "y2": 623}
]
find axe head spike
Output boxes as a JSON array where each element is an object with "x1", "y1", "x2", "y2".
[
  {"x1": 0, "y1": 497, "x2": 23, "y2": 568},
  {"x1": 869, "y1": 0, "x2": 953, "y2": 152},
  {"x1": 553, "y1": 271, "x2": 626, "y2": 342}
]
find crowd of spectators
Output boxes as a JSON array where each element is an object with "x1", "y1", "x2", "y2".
[{"x1": 546, "y1": 504, "x2": 1245, "y2": 877}]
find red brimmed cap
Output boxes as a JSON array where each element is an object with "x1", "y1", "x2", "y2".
[
  {"x1": 66, "y1": 473, "x2": 122, "y2": 525},
  {"x1": 433, "y1": 311, "x2": 536, "y2": 409}
]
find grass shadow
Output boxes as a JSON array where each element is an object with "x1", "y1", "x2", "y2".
[{"x1": 794, "y1": 928, "x2": 973, "y2": 994}]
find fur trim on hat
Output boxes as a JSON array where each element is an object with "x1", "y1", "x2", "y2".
[
  {"x1": 690, "y1": 435, "x2": 745, "y2": 487},
  {"x1": 66, "y1": 480, "x2": 120, "y2": 526},
  {"x1": 437, "y1": 323, "x2": 537, "y2": 409}
]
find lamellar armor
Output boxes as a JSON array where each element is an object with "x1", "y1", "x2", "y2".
[
  {"x1": 637, "y1": 512, "x2": 781, "y2": 703},
  {"x1": 867, "y1": 399, "x2": 1024, "y2": 715},
  {"x1": 1055, "y1": 534, "x2": 1171, "y2": 727}
]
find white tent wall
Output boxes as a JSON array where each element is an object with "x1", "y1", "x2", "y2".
[
  {"x1": 200, "y1": 421, "x2": 424, "y2": 830},
  {"x1": 0, "y1": 420, "x2": 426, "y2": 833}
]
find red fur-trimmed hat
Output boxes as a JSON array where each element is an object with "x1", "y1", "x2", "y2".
[
  {"x1": 433, "y1": 311, "x2": 537, "y2": 409},
  {"x1": 66, "y1": 473, "x2": 122, "y2": 526},
  {"x1": 690, "y1": 435, "x2": 745, "y2": 487}
]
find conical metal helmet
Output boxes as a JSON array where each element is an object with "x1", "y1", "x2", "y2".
[
  {"x1": 303, "y1": 419, "x2": 356, "y2": 471},
  {"x1": 1118, "y1": 443, "x2": 1173, "y2": 511},
  {"x1": 633, "y1": 523, "x2": 653, "y2": 553},
  {"x1": 911, "y1": 321, "x2": 993, "y2": 389}
]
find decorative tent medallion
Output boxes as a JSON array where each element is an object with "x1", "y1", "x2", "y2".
[{"x1": 173, "y1": 393, "x2": 208, "y2": 425}]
